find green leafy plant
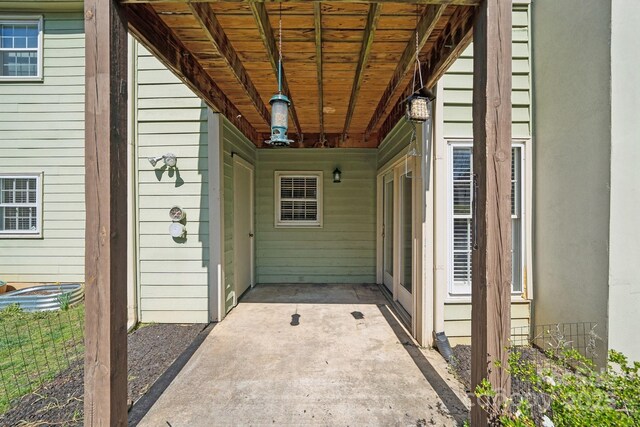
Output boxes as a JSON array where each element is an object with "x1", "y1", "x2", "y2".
[
  {"x1": 57, "y1": 291, "x2": 71, "y2": 311},
  {"x1": 474, "y1": 349, "x2": 640, "y2": 426}
]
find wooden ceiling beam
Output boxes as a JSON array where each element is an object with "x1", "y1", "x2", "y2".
[
  {"x1": 189, "y1": 2, "x2": 271, "y2": 127},
  {"x1": 125, "y1": 4, "x2": 259, "y2": 143},
  {"x1": 314, "y1": 3, "x2": 324, "y2": 145},
  {"x1": 121, "y1": 0, "x2": 480, "y2": 6},
  {"x1": 341, "y1": 3, "x2": 382, "y2": 142},
  {"x1": 250, "y1": 2, "x2": 303, "y2": 140},
  {"x1": 377, "y1": 6, "x2": 474, "y2": 143},
  {"x1": 365, "y1": 3, "x2": 446, "y2": 137},
  {"x1": 259, "y1": 132, "x2": 378, "y2": 149}
]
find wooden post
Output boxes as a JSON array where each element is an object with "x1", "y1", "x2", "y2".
[
  {"x1": 84, "y1": 0, "x2": 128, "y2": 425},
  {"x1": 471, "y1": 0, "x2": 512, "y2": 425}
]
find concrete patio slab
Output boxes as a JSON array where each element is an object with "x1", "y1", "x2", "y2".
[{"x1": 135, "y1": 284, "x2": 469, "y2": 426}]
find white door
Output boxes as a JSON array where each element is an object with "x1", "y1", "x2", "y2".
[
  {"x1": 233, "y1": 156, "x2": 254, "y2": 301},
  {"x1": 396, "y1": 164, "x2": 414, "y2": 316},
  {"x1": 382, "y1": 173, "x2": 394, "y2": 292}
]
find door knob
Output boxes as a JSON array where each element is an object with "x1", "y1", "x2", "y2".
[{"x1": 249, "y1": 233, "x2": 254, "y2": 237}]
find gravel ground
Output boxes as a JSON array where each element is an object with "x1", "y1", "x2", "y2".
[{"x1": 0, "y1": 323, "x2": 206, "y2": 426}]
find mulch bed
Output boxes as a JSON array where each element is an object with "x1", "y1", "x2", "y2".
[
  {"x1": 0, "y1": 323, "x2": 206, "y2": 426},
  {"x1": 450, "y1": 344, "x2": 554, "y2": 423}
]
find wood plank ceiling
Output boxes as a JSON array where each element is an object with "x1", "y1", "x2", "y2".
[{"x1": 122, "y1": 1, "x2": 476, "y2": 148}]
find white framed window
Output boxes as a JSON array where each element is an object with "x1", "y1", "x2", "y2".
[
  {"x1": 0, "y1": 174, "x2": 43, "y2": 238},
  {"x1": 275, "y1": 171, "x2": 323, "y2": 228},
  {"x1": 447, "y1": 142, "x2": 525, "y2": 296},
  {"x1": 0, "y1": 16, "x2": 43, "y2": 80}
]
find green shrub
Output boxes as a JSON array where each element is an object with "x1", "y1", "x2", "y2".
[{"x1": 474, "y1": 349, "x2": 640, "y2": 426}]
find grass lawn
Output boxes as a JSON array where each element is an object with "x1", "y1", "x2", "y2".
[{"x1": 0, "y1": 304, "x2": 84, "y2": 413}]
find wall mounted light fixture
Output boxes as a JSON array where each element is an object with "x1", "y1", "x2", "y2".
[
  {"x1": 333, "y1": 168, "x2": 342, "y2": 183},
  {"x1": 148, "y1": 153, "x2": 177, "y2": 168}
]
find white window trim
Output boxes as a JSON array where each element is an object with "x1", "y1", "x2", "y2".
[
  {"x1": 445, "y1": 140, "x2": 527, "y2": 299},
  {"x1": 274, "y1": 171, "x2": 323, "y2": 228},
  {"x1": 0, "y1": 172, "x2": 43, "y2": 238},
  {"x1": 0, "y1": 15, "x2": 44, "y2": 82}
]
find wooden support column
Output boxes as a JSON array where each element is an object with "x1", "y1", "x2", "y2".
[
  {"x1": 471, "y1": 0, "x2": 512, "y2": 425},
  {"x1": 84, "y1": 0, "x2": 128, "y2": 425}
]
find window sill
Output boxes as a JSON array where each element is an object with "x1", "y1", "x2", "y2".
[
  {"x1": 444, "y1": 295, "x2": 531, "y2": 304},
  {"x1": 275, "y1": 223, "x2": 322, "y2": 229},
  {"x1": 0, "y1": 76, "x2": 44, "y2": 83},
  {"x1": 0, "y1": 233, "x2": 42, "y2": 239}
]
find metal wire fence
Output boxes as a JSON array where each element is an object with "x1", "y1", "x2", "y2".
[
  {"x1": 508, "y1": 321, "x2": 600, "y2": 422},
  {"x1": 0, "y1": 304, "x2": 84, "y2": 413},
  {"x1": 511, "y1": 321, "x2": 599, "y2": 364}
]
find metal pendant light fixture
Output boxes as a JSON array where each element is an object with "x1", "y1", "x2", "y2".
[
  {"x1": 266, "y1": 4, "x2": 293, "y2": 146},
  {"x1": 405, "y1": 15, "x2": 435, "y2": 124},
  {"x1": 405, "y1": 7, "x2": 436, "y2": 162}
]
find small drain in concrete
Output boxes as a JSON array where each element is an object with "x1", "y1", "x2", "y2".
[
  {"x1": 290, "y1": 313, "x2": 300, "y2": 326},
  {"x1": 351, "y1": 311, "x2": 364, "y2": 320}
]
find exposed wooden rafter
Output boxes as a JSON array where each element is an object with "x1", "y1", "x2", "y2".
[
  {"x1": 124, "y1": 4, "x2": 258, "y2": 142},
  {"x1": 365, "y1": 4, "x2": 446, "y2": 137},
  {"x1": 313, "y1": 3, "x2": 324, "y2": 145},
  {"x1": 249, "y1": 2, "x2": 303, "y2": 140},
  {"x1": 121, "y1": 0, "x2": 481, "y2": 5},
  {"x1": 341, "y1": 3, "x2": 382, "y2": 142},
  {"x1": 259, "y1": 133, "x2": 378, "y2": 149},
  {"x1": 189, "y1": 2, "x2": 271, "y2": 127},
  {"x1": 377, "y1": 6, "x2": 474, "y2": 143}
]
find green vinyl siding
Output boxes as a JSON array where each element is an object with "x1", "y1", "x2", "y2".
[
  {"x1": 256, "y1": 149, "x2": 377, "y2": 284},
  {"x1": 135, "y1": 43, "x2": 209, "y2": 323},
  {"x1": 222, "y1": 118, "x2": 256, "y2": 313},
  {"x1": 377, "y1": 119, "x2": 414, "y2": 169},
  {"x1": 442, "y1": 5, "x2": 531, "y2": 138},
  {"x1": 444, "y1": 301, "x2": 531, "y2": 346},
  {"x1": 0, "y1": 13, "x2": 85, "y2": 283}
]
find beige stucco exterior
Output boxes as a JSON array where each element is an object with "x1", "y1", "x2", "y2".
[
  {"x1": 608, "y1": 0, "x2": 640, "y2": 361},
  {"x1": 533, "y1": 0, "x2": 640, "y2": 363}
]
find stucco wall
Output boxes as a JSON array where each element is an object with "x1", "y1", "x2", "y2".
[
  {"x1": 608, "y1": 0, "x2": 640, "y2": 361},
  {"x1": 532, "y1": 0, "x2": 611, "y2": 361}
]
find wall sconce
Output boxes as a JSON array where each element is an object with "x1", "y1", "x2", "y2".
[
  {"x1": 148, "y1": 153, "x2": 177, "y2": 168},
  {"x1": 333, "y1": 168, "x2": 342, "y2": 183}
]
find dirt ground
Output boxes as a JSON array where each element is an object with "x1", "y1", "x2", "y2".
[
  {"x1": 450, "y1": 345, "x2": 553, "y2": 423},
  {"x1": 0, "y1": 323, "x2": 206, "y2": 426}
]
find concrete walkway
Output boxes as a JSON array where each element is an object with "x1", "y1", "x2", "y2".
[{"x1": 135, "y1": 284, "x2": 469, "y2": 426}]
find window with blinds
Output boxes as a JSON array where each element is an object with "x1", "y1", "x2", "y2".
[
  {"x1": 275, "y1": 172, "x2": 322, "y2": 227},
  {"x1": 0, "y1": 174, "x2": 42, "y2": 237},
  {"x1": 448, "y1": 143, "x2": 524, "y2": 295}
]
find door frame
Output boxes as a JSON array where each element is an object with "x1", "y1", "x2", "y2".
[
  {"x1": 232, "y1": 154, "x2": 255, "y2": 305},
  {"x1": 376, "y1": 155, "x2": 419, "y2": 319},
  {"x1": 376, "y1": 120, "x2": 433, "y2": 346},
  {"x1": 381, "y1": 172, "x2": 394, "y2": 291},
  {"x1": 395, "y1": 160, "x2": 415, "y2": 316}
]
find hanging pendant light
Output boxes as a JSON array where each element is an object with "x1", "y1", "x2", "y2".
[
  {"x1": 404, "y1": 6, "x2": 436, "y2": 164},
  {"x1": 405, "y1": 15, "x2": 435, "y2": 124},
  {"x1": 266, "y1": 4, "x2": 293, "y2": 146}
]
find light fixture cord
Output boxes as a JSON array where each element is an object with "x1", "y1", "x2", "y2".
[
  {"x1": 278, "y1": 3, "x2": 283, "y2": 93},
  {"x1": 412, "y1": 5, "x2": 424, "y2": 92}
]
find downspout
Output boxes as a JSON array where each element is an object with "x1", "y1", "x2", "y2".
[
  {"x1": 432, "y1": 83, "x2": 453, "y2": 361},
  {"x1": 126, "y1": 36, "x2": 139, "y2": 331}
]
